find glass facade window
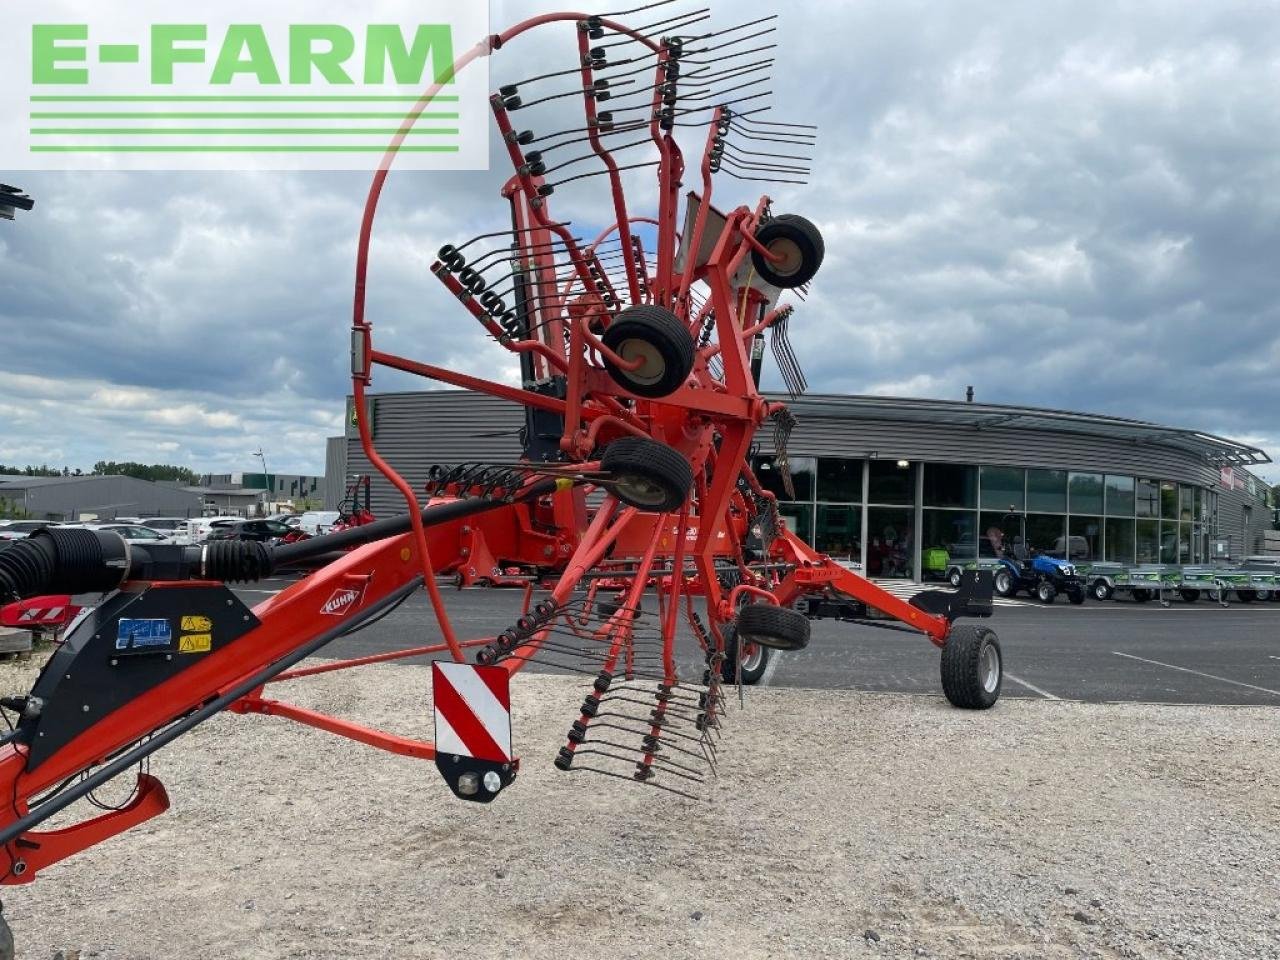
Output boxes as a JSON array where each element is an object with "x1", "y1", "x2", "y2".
[
  {"x1": 754, "y1": 455, "x2": 815, "y2": 502},
  {"x1": 817, "y1": 458, "x2": 863, "y2": 503},
  {"x1": 1105, "y1": 518, "x2": 1135, "y2": 563},
  {"x1": 777, "y1": 502, "x2": 813, "y2": 542},
  {"x1": 866, "y1": 506, "x2": 913, "y2": 578},
  {"x1": 1069, "y1": 473, "x2": 1104, "y2": 515},
  {"x1": 980, "y1": 466, "x2": 1025, "y2": 511},
  {"x1": 1159, "y1": 520, "x2": 1179, "y2": 563},
  {"x1": 923, "y1": 464, "x2": 977, "y2": 509},
  {"x1": 1105, "y1": 475, "x2": 1135, "y2": 516},
  {"x1": 1027, "y1": 469, "x2": 1067, "y2": 512},
  {"x1": 815, "y1": 504, "x2": 861, "y2": 559},
  {"x1": 923, "y1": 510, "x2": 978, "y2": 560},
  {"x1": 1136, "y1": 479, "x2": 1159, "y2": 518},
  {"x1": 1159, "y1": 482, "x2": 1177, "y2": 520},
  {"x1": 1069, "y1": 516, "x2": 1101, "y2": 561},
  {"x1": 868, "y1": 460, "x2": 916, "y2": 506},
  {"x1": 979, "y1": 512, "x2": 1015, "y2": 558},
  {"x1": 1136, "y1": 519, "x2": 1159, "y2": 563},
  {"x1": 1179, "y1": 484, "x2": 1194, "y2": 522},
  {"x1": 1177, "y1": 523, "x2": 1191, "y2": 563},
  {"x1": 1026, "y1": 514, "x2": 1066, "y2": 556}
]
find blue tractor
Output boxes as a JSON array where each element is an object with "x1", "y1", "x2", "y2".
[{"x1": 991, "y1": 514, "x2": 1086, "y2": 604}]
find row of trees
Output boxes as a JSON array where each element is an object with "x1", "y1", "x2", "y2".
[{"x1": 0, "y1": 462, "x2": 200, "y2": 484}]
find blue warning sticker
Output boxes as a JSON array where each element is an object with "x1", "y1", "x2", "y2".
[{"x1": 116, "y1": 618, "x2": 173, "y2": 651}]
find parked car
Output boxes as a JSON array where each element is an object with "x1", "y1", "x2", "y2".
[
  {"x1": 0, "y1": 520, "x2": 58, "y2": 541},
  {"x1": 139, "y1": 517, "x2": 193, "y2": 545},
  {"x1": 206, "y1": 518, "x2": 309, "y2": 544},
  {"x1": 296, "y1": 511, "x2": 340, "y2": 536},
  {"x1": 186, "y1": 516, "x2": 242, "y2": 543},
  {"x1": 64, "y1": 523, "x2": 174, "y2": 545}
]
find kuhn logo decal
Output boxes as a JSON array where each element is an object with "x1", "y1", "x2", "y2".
[{"x1": 321, "y1": 587, "x2": 364, "y2": 616}]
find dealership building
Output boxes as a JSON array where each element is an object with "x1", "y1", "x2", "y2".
[{"x1": 326, "y1": 391, "x2": 1276, "y2": 580}]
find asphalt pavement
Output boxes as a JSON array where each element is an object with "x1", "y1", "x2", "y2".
[{"x1": 232, "y1": 575, "x2": 1280, "y2": 707}]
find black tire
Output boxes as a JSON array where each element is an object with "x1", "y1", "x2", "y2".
[
  {"x1": 1236, "y1": 590, "x2": 1256, "y2": 603},
  {"x1": 1132, "y1": 589, "x2": 1151, "y2": 603},
  {"x1": 948, "y1": 568, "x2": 963, "y2": 588},
  {"x1": 1036, "y1": 580, "x2": 1057, "y2": 604},
  {"x1": 1092, "y1": 579, "x2": 1113, "y2": 601},
  {"x1": 600, "y1": 437, "x2": 693, "y2": 513},
  {"x1": 736, "y1": 603, "x2": 809, "y2": 651},
  {"x1": 601, "y1": 305, "x2": 695, "y2": 398},
  {"x1": 993, "y1": 567, "x2": 1015, "y2": 597},
  {"x1": 750, "y1": 214, "x2": 825, "y2": 288},
  {"x1": 720, "y1": 626, "x2": 769, "y2": 685},
  {"x1": 1068, "y1": 588, "x2": 1085, "y2": 605},
  {"x1": 940, "y1": 624, "x2": 1002, "y2": 710},
  {"x1": 1179, "y1": 589, "x2": 1200, "y2": 604}
]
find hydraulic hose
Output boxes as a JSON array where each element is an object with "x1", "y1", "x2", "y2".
[{"x1": 0, "y1": 528, "x2": 128, "y2": 603}]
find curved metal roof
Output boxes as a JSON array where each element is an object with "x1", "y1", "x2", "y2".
[{"x1": 780, "y1": 395, "x2": 1271, "y2": 469}]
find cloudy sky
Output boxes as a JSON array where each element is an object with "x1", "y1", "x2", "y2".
[{"x1": 2, "y1": 0, "x2": 1278, "y2": 482}]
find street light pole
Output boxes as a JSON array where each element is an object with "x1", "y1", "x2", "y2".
[{"x1": 252, "y1": 448, "x2": 270, "y2": 517}]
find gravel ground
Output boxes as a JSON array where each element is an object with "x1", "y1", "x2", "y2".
[{"x1": 1, "y1": 656, "x2": 1277, "y2": 960}]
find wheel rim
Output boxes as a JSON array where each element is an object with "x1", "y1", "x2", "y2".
[
  {"x1": 980, "y1": 641, "x2": 1000, "y2": 693},
  {"x1": 741, "y1": 643, "x2": 764, "y2": 672},
  {"x1": 1039, "y1": 583, "x2": 1051, "y2": 600},
  {"x1": 613, "y1": 474, "x2": 670, "y2": 507},
  {"x1": 1094, "y1": 583, "x2": 1107, "y2": 600},
  {"x1": 766, "y1": 237, "x2": 803, "y2": 276},
  {"x1": 950, "y1": 572, "x2": 961, "y2": 587},
  {"x1": 615, "y1": 338, "x2": 666, "y2": 385},
  {"x1": 996, "y1": 571, "x2": 1011, "y2": 593}
]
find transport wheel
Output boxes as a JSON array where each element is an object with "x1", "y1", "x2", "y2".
[
  {"x1": 1236, "y1": 590, "x2": 1256, "y2": 603},
  {"x1": 1256, "y1": 590, "x2": 1271, "y2": 601},
  {"x1": 720, "y1": 626, "x2": 769, "y2": 685},
  {"x1": 948, "y1": 568, "x2": 963, "y2": 588},
  {"x1": 1092, "y1": 578, "x2": 1113, "y2": 601},
  {"x1": 1036, "y1": 580, "x2": 1057, "y2": 604},
  {"x1": 1132, "y1": 589, "x2": 1151, "y2": 603},
  {"x1": 750, "y1": 214, "x2": 825, "y2": 288},
  {"x1": 600, "y1": 437, "x2": 694, "y2": 512},
  {"x1": 601, "y1": 305, "x2": 695, "y2": 398},
  {"x1": 940, "y1": 624, "x2": 1002, "y2": 709},
  {"x1": 1179, "y1": 589, "x2": 1200, "y2": 604},
  {"x1": 994, "y1": 568, "x2": 1015, "y2": 597},
  {"x1": 1068, "y1": 588, "x2": 1085, "y2": 605},
  {"x1": 736, "y1": 603, "x2": 810, "y2": 651}
]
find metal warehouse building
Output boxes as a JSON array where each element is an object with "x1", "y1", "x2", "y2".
[
  {"x1": 0, "y1": 474, "x2": 202, "y2": 522},
  {"x1": 326, "y1": 391, "x2": 1275, "y2": 580}
]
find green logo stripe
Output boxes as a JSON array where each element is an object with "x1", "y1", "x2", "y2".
[
  {"x1": 29, "y1": 95, "x2": 461, "y2": 102},
  {"x1": 31, "y1": 127, "x2": 460, "y2": 136},
  {"x1": 29, "y1": 145, "x2": 462, "y2": 153}
]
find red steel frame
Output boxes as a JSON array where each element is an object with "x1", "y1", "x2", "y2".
[{"x1": 0, "y1": 8, "x2": 956, "y2": 889}]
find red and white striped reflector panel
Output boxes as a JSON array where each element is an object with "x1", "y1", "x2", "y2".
[
  {"x1": 0, "y1": 596, "x2": 76, "y2": 628},
  {"x1": 432, "y1": 662, "x2": 513, "y2": 763}
]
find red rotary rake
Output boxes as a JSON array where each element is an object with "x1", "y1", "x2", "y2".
[{"x1": 0, "y1": 4, "x2": 1000, "y2": 953}]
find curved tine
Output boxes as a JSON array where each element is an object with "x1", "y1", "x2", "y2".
[
  {"x1": 596, "y1": 9, "x2": 712, "y2": 50},
  {"x1": 678, "y1": 69, "x2": 772, "y2": 103},
  {"x1": 678, "y1": 27, "x2": 780, "y2": 66},
  {"x1": 678, "y1": 77, "x2": 772, "y2": 106},
  {"x1": 543, "y1": 136, "x2": 654, "y2": 176},
  {"x1": 670, "y1": 14, "x2": 778, "y2": 46},
  {"x1": 720, "y1": 169, "x2": 808, "y2": 186},
  {"x1": 515, "y1": 75, "x2": 639, "y2": 112},
  {"x1": 729, "y1": 125, "x2": 815, "y2": 145},
  {"x1": 599, "y1": 0, "x2": 684, "y2": 17},
  {"x1": 679, "y1": 41, "x2": 777, "y2": 68},
  {"x1": 547, "y1": 159, "x2": 659, "y2": 189},
  {"x1": 669, "y1": 90, "x2": 773, "y2": 119},
  {"x1": 722, "y1": 153, "x2": 811, "y2": 175},
  {"x1": 732, "y1": 115, "x2": 820, "y2": 131},
  {"x1": 682, "y1": 56, "x2": 774, "y2": 86},
  {"x1": 723, "y1": 139, "x2": 812, "y2": 163},
  {"x1": 535, "y1": 119, "x2": 650, "y2": 156},
  {"x1": 468, "y1": 236, "x2": 585, "y2": 274},
  {"x1": 451, "y1": 222, "x2": 572, "y2": 253}
]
